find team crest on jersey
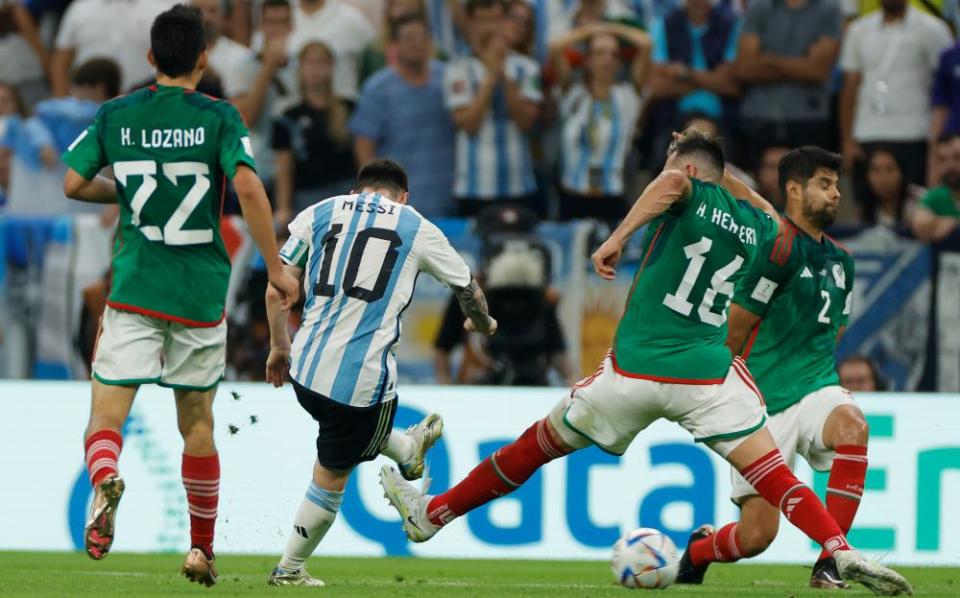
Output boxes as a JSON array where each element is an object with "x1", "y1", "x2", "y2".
[{"x1": 832, "y1": 264, "x2": 846, "y2": 289}]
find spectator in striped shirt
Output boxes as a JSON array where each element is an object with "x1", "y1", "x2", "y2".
[
  {"x1": 551, "y1": 22, "x2": 651, "y2": 224},
  {"x1": 444, "y1": 0, "x2": 543, "y2": 217}
]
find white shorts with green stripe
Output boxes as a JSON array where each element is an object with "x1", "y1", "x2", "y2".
[
  {"x1": 730, "y1": 385, "x2": 857, "y2": 504},
  {"x1": 548, "y1": 353, "x2": 767, "y2": 458},
  {"x1": 92, "y1": 306, "x2": 226, "y2": 391}
]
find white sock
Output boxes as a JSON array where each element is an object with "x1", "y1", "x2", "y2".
[
  {"x1": 381, "y1": 429, "x2": 414, "y2": 464},
  {"x1": 278, "y1": 483, "x2": 343, "y2": 571}
]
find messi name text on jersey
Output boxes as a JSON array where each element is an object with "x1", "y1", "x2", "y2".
[{"x1": 342, "y1": 196, "x2": 398, "y2": 215}]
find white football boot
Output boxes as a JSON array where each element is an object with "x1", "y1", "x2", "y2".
[
  {"x1": 267, "y1": 566, "x2": 325, "y2": 587},
  {"x1": 834, "y1": 549, "x2": 913, "y2": 595},
  {"x1": 397, "y1": 413, "x2": 443, "y2": 481},
  {"x1": 379, "y1": 465, "x2": 439, "y2": 543}
]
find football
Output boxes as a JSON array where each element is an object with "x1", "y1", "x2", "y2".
[{"x1": 610, "y1": 528, "x2": 680, "y2": 589}]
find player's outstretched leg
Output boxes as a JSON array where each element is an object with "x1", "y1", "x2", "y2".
[
  {"x1": 381, "y1": 413, "x2": 444, "y2": 481},
  {"x1": 175, "y1": 389, "x2": 220, "y2": 587},
  {"x1": 380, "y1": 417, "x2": 576, "y2": 542},
  {"x1": 813, "y1": 405, "x2": 869, "y2": 589},
  {"x1": 269, "y1": 461, "x2": 347, "y2": 587},
  {"x1": 719, "y1": 429, "x2": 911, "y2": 596},
  {"x1": 678, "y1": 498, "x2": 781, "y2": 586},
  {"x1": 83, "y1": 381, "x2": 136, "y2": 560}
]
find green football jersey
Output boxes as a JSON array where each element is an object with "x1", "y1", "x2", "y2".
[
  {"x1": 733, "y1": 218, "x2": 855, "y2": 414},
  {"x1": 613, "y1": 178, "x2": 775, "y2": 381},
  {"x1": 63, "y1": 84, "x2": 256, "y2": 325}
]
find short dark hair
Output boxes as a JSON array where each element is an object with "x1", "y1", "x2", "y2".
[
  {"x1": 151, "y1": 4, "x2": 207, "y2": 78},
  {"x1": 669, "y1": 129, "x2": 725, "y2": 176},
  {"x1": 390, "y1": 12, "x2": 430, "y2": 41},
  {"x1": 466, "y1": 0, "x2": 504, "y2": 17},
  {"x1": 937, "y1": 131, "x2": 960, "y2": 145},
  {"x1": 357, "y1": 159, "x2": 408, "y2": 193},
  {"x1": 71, "y1": 58, "x2": 121, "y2": 99},
  {"x1": 778, "y1": 146, "x2": 842, "y2": 199},
  {"x1": 261, "y1": 0, "x2": 291, "y2": 13}
]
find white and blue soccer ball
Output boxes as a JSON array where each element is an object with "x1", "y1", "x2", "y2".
[{"x1": 611, "y1": 528, "x2": 679, "y2": 590}]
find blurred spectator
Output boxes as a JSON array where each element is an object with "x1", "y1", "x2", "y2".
[
  {"x1": 912, "y1": 133, "x2": 960, "y2": 241},
  {"x1": 842, "y1": 0, "x2": 960, "y2": 33},
  {"x1": 351, "y1": 13, "x2": 456, "y2": 218},
  {"x1": 505, "y1": 0, "x2": 535, "y2": 56},
  {"x1": 237, "y1": 0, "x2": 297, "y2": 185},
  {"x1": 838, "y1": 354, "x2": 883, "y2": 392},
  {"x1": 735, "y1": 0, "x2": 841, "y2": 169},
  {"x1": 289, "y1": 0, "x2": 376, "y2": 100},
  {"x1": 646, "y1": 0, "x2": 741, "y2": 149},
  {"x1": 445, "y1": 0, "x2": 542, "y2": 217},
  {"x1": 0, "y1": 82, "x2": 25, "y2": 209},
  {"x1": 0, "y1": 0, "x2": 48, "y2": 106},
  {"x1": 755, "y1": 144, "x2": 789, "y2": 209},
  {"x1": 930, "y1": 37, "x2": 960, "y2": 183},
  {"x1": 51, "y1": 0, "x2": 173, "y2": 96},
  {"x1": 193, "y1": 0, "x2": 257, "y2": 100},
  {"x1": 358, "y1": 0, "x2": 426, "y2": 84},
  {"x1": 839, "y1": 0, "x2": 951, "y2": 207},
  {"x1": 551, "y1": 22, "x2": 649, "y2": 223},
  {"x1": 862, "y1": 145, "x2": 923, "y2": 227},
  {"x1": 272, "y1": 41, "x2": 354, "y2": 225}
]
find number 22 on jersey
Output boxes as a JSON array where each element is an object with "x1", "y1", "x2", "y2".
[
  {"x1": 114, "y1": 160, "x2": 213, "y2": 246},
  {"x1": 662, "y1": 236, "x2": 744, "y2": 326}
]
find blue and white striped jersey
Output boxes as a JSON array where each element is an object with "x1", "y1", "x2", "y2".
[
  {"x1": 280, "y1": 193, "x2": 471, "y2": 407},
  {"x1": 559, "y1": 82, "x2": 641, "y2": 197},
  {"x1": 444, "y1": 52, "x2": 542, "y2": 199}
]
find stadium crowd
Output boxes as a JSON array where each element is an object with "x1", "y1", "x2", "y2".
[{"x1": 1, "y1": 0, "x2": 959, "y2": 385}]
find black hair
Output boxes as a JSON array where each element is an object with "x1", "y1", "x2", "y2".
[
  {"x1": 668, "y1": 130, "x2": 725, "y2": 176},
  {"x1": 777, "y1": 145, "x2": 842, "y2": 200},
  {"x1": 71, "y1": 58, "x2": 121, "y2": 99},
  {"x1": 261, "y1": 0, "x2": 291, "y2": 13},
  {"x1": 937, "y1": 131, "x2": 960, "y2": 145},
  {"x1": 357, "y1": 159, "x2": 408, "y2": 193},
  {"x1": 390, "y1": 12, "x2": 430, "y2": 41},
  {"x1": 862, "y1": 145, "x2": 909, "y2": 225},
  {"x1": 465, "y1": 0, "x2": 504, "y2": 17},
  {"x1": 150, "y1": 4, "x2": 207, "y2": 78}
]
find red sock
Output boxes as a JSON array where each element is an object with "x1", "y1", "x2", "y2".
[
  {"x1": 427, "y1": 419, "x2": 568, "y2": 526},
  {"x1": 742, "y1": 449, "x2": 850, "y2": 554},
  {"x1": 85, "y1": 429, "x2": 123, "y2": 486},
  {"x1": 818, "y1": 445, "x2": 867, "y2": 560},
  {"x1": 182, "y1": 453, "x2": 220, "y2": 557},
  {"x1": 689, "y1": 523, "x2": 743, "y2": 567}
]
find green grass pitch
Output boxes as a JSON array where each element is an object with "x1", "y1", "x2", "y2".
[{"x1": 0, "y1": 552, "x2": 956, "y2": 597}]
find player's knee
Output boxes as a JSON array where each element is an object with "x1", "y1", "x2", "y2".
[
  {"x1": 738, "y1": 524, "x2": 777, "y2": 557},
  {"x1": 179, "y1": 419, "x2": 216, "y2": 452},
  {"x1": 833, "y1": 407, "x2": 869, "y2": 446}
]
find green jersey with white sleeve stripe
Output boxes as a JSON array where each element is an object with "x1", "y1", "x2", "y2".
[
  {"x1": 63, "y1": 84, "x2": 256, "y2": 325},
  {"x1": 612, "y1": 178, "x2": 776, "y2": 381}
]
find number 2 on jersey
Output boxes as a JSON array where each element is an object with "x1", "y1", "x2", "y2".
[
  {"x1": 114, "y1": 160, "x2": 212, "y2": 246},
  {"x1": 662, "y1": 236, "x2": 744, "y2": 326},
  {"x1": 314, "y1": 225, "x2": 402, "y2": 303}
]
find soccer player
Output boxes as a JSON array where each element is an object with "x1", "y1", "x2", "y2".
[
  {"x1": 378, "y1": 132, "x2": 912, "y2": 595},
  {"x1": 262, "y1": 159, "x2": 497, "y2": 587},
  {"x1": 61, "y1": 4, "x2": 299, "y2": 586},
  {"x1": 677, "y1": 147, "x2": 874, "y2": 591}
]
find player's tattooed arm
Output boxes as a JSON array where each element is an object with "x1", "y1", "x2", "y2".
[{"x1": 454, "y1": 278, "x2": 497, "y2": 335}]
